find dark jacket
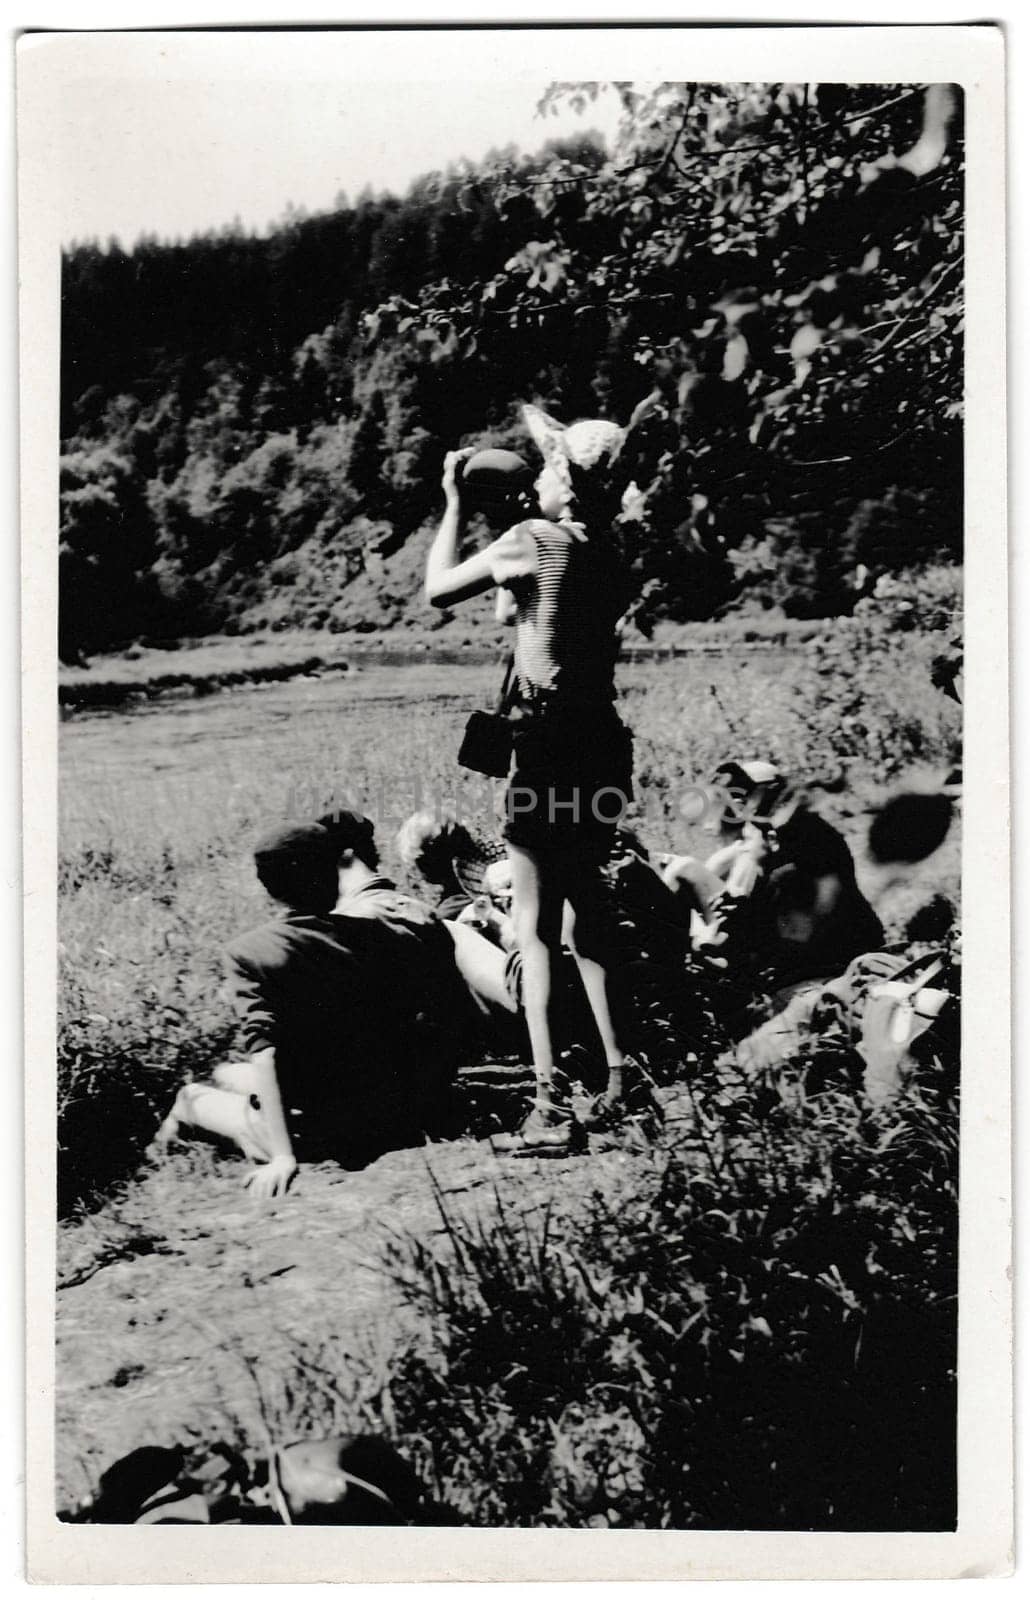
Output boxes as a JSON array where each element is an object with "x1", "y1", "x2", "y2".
[{"x1": 223, "y1": 912, "x2": 424, "y2": 1160}]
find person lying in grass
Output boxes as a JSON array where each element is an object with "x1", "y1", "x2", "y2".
[
  {"x1": 151, "y1": 822, "x2": 456, "y2": 1198},
  {"x1": 324, "y1": 806, "x2": 521, "y2": 1023},
  {"x1": 395, "y1": 809, "x2": 518, "y2": 949}
]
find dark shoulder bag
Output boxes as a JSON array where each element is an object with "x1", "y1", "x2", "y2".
[{"x1": 457, "y1": 654, "x2": 519, "y2": 778}]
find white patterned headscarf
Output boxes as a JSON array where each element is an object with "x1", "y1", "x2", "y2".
[
  {"x1": 521, "y1": 405, "x2": 626, "y2": 486},
  {"x1": 521, "y1": 395, "x2": 661, "y2": 514}
]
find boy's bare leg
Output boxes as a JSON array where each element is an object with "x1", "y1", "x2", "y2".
[
  {"x1": 562, "y1": 898, "x2": 626, "y2": 1107},
  {"x1": 213, "y1": 1060, "x2": 263, "y2": 1095},
  {"x1": 150, "y1": 1080, "x2": 273, "y2": 1163},
  {"x1": 507, "y1": 843, "x2": 568, "y2": 1118}
]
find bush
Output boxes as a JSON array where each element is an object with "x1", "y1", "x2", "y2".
[{"x1": 376, "y1": 1033, "x2": 958, "y2": 1530}]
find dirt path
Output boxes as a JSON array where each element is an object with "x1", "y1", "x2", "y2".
[{"x1": 56, "y1": 1125, "x2": 675, "y2": 1509}]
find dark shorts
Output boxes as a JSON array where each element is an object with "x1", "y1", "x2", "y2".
[{"x1": 502, "y1": 706, "x2": 634, "y2": 855}]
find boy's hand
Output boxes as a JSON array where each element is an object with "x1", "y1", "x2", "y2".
[
  {"x1": 458, "y1": 894, "x2": 493, "y2": 928},
  {"x1": 442, "y1": 447, "x2": 475, "y2": 507},
  {"x1": 740, "y1": 821, "x2": 769, "y2": 860},
  {"x1": 242, "y1": 1154, "x2": 298, "y2": 1200}
]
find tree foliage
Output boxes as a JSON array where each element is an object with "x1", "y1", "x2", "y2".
[
  {"x1": 381, "y1": 82, "x2": 963, "y2": 629},
  {"x1": 59, "y1": 86, "x2": 962, "y2": 657}
]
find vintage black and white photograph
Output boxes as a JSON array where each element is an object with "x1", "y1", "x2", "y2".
[{"x1": 19, "y1": 24, "x2": 1009, "y2": 1583}]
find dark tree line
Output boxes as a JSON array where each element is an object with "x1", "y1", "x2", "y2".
[{"x1": 59, "y1": 88, "x2": 962, "y2": 661}]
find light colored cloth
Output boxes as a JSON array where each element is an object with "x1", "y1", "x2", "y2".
[
  {"x1": 858, "y1": 966, "x2": 949, "y2": 1105},
  {"x1": 735, "y1": 950, "x2": 951, "y2": 1103},
  {"x1": 335, "y1": 875, "x2": 439, "y2": 934},
  {"x1": 736, "y1": 984, "x2": 824, "y2": 1071}
]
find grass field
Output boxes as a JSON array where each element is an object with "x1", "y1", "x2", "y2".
[{"x1": 57, "y1": 605, "x2": 963, "y2": 1525}]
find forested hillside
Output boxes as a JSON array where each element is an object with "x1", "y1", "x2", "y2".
[{"x1": 59, "y1": 84, "x2": 963, "y2": 662}]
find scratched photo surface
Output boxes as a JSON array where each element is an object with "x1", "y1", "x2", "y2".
[{"x1": 51, "y1": 57, "x2": 966, "y2": 1541}]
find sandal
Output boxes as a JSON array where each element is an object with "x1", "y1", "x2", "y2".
[
  {"x1": 491, "y1": 1105, "x2": 587, "y2": 1158},
  {"x1": 582, "y1": 1058, "x2": 664, "y2": 1136}
]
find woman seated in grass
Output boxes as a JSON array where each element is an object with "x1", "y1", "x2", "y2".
[
  {"x1": 663, "y1": 759, "x2": 885, "y2": 999},
  {"x1": 425, "y1": 399, "x2": 659, "y2": 1152}
]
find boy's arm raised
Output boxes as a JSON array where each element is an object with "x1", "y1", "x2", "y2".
[{"x1": 425, "y1": 447, "x2": 495, "y2": 607}]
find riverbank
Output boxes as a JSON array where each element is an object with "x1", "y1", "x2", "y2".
[{"x1": 59, "y1": 615, "x2": 828, "y2": 712}]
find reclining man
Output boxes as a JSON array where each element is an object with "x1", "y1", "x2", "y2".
[{"x1": 152, "y1": 821, "x2": 467, "y2": 1199}]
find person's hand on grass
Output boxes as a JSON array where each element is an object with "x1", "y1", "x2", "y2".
[{"x1": 242, "y1": 1154, "x2": 298, "y2": 1200}]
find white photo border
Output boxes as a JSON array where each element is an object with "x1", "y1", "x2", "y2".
[{"x1": 19, "y1": 22, "x2": 1010, "y2": 1583}]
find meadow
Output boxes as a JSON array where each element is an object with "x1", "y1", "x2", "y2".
[{"x1": 57, "y1": 593, "x2": 962, "y2": 1525}]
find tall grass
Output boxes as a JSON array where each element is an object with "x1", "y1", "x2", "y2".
[{"x1": 368, "y1": 1026, "x2": 959, "y2": 1530}]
